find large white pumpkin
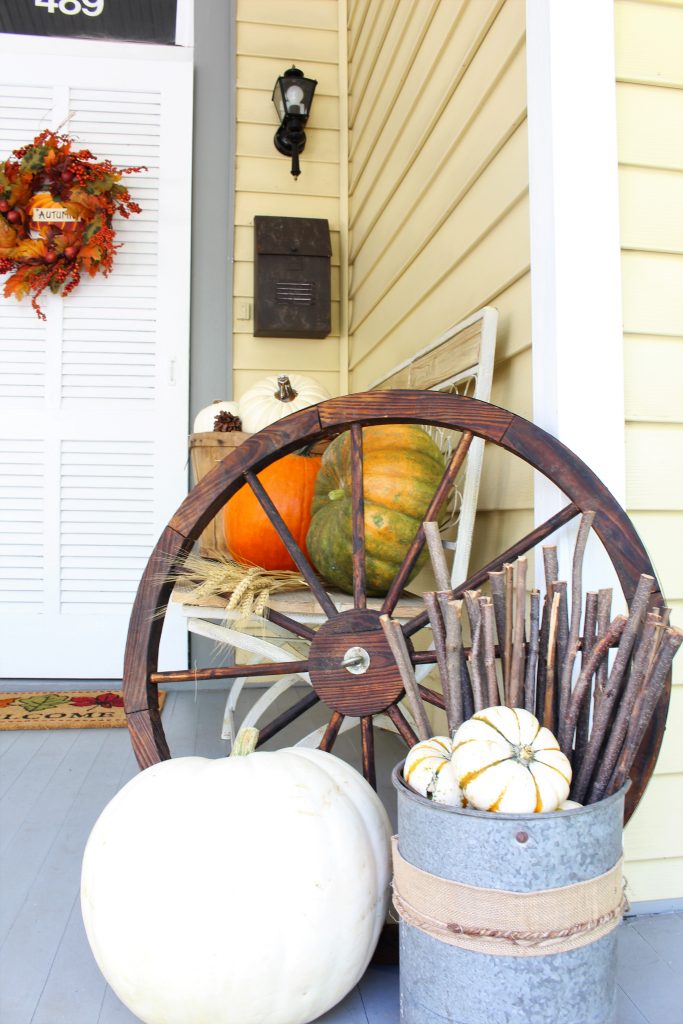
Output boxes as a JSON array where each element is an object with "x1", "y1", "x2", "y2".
[
  {"x1": 239, "y1": 373, "x2": 330, "y2": 434},
  {"x1": 451, "y1": 706, "x2": 572, "y2": 813},
  {"x1": 81, "y1": 747, "x2": 391, "y2": 1024}
]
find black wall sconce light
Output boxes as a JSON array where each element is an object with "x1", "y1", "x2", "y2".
[{"x1": 272, "y1": 66, "x2": 317, "y2": 179}]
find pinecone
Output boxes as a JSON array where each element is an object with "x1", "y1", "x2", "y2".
[{"x1": 214, "y1": 410, "x2": 243, "y2": 432}]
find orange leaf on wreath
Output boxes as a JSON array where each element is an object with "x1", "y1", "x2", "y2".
[
  {"x1": 11, "y1": 238, "x2": 48, "y2": 260},
  {"x1": 0, "y1": 217, "x2": 18, "y2": 256}
]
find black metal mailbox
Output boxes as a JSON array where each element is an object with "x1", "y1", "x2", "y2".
[{"x1": 254, "y1": 215, "x2": 332, "y2": 338}]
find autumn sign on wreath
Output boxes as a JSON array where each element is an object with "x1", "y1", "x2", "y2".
[{"x1": 0, "y1": 129, "x2": 145, "y2": 318}]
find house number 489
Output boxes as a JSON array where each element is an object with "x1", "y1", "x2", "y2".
[{"x1": 35, "y1": 0, "x2": 104, "y2": 16}]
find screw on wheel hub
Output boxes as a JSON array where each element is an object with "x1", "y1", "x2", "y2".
[
  {"x1": 307, "y1": 609, "x2": 407, "y2": 716},
  {"x1": 342, "y1": 646, "x2": 371, "y2": 674}
]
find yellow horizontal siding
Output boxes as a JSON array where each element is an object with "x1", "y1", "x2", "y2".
[
  {"x1": 625, "y1": 335, "x2": 683, "y2": 422},
  {"x1": 625, "y1": 423, "x2": 683, "y2": 510},
  {"x1": 236, "y1": 1, "x2": 338, "y2": 33},
  {"x1": 622, "y1": 858, "x2": 683, "y2": 904},
  {"x1": 615, "y1": 0, "x2": 683, "y2": 87},
  {"x1": 653, "y1": 685, "x2": 683, "y2": 775},
  {"x1": 619, "y1": 166, "x2": 683, "y2": 253},
  {"x1": 617, "y1": 0, "x2": 683, "y2": 902},
  {"x1": 236, "y1": 21, "x2": 339, "y2": 64},
  {"x1": 236, "y1": 123, "x2": 340, "y2": 163},
  {"x1": 624, "y1": 775, "x2": 683, "y2": 862},
  {"x1": 621, "y1": 251, "x2": 683, "y2": 336},
  {"x1": 236, "y1": 55, "x2": 339, "y2": 96},
  {"x1": 232, "y1": 335, "x2": 340, "y2": 375},
  {"x1": 616, "y1": 82, "x2": 683, "y2": 168},
  {"x1": 629, "y1": 512, "x2": 683, "y2": 601}
]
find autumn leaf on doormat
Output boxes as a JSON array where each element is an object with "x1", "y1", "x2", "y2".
[{"x1": 17, "y1": 694, "x2": 70, "y2": 713}]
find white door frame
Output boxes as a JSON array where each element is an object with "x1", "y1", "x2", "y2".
[{"x1": 526, "y1": 0, "x2": 625, "y2": 596}]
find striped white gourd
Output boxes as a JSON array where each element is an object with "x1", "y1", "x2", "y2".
[
  {"x1": 403, "y1": 736, "x2": 463, "y2": 806},
  {"x1": 451, "y1": 706, "x2": 572, "y2": 813}
]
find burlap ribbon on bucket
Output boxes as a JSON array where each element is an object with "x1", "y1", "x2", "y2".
[{"x1": 392, "y1": 838, "x2": 625, "y2": 957}]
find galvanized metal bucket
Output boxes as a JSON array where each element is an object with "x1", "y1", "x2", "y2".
[{"x1": 392, "y1": 763, "x2": 626, "y2": 1024}]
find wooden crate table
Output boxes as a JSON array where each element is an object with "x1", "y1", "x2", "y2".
[{"x1": 171, "y1": 584, "x2": 426, "y2": 746}]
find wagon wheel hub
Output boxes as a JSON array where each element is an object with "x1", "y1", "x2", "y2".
[{"x1": 307, "y1": 608, "x2": 407, "y2": 716}]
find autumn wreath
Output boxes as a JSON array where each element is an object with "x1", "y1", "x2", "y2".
[{"x1": 0, "y1": 130, "x2": 145, "y2": 319}]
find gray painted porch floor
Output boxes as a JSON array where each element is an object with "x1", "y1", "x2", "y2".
[{"x1": 1, "y1": 687, "x2": 681, "y2": 1024}]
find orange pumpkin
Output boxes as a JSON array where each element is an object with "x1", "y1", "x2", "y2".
[{"x1": 223, "y1": 453, "x2": 322, "y2": 571}]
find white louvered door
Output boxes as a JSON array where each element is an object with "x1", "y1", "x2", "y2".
[{"x1": 0, "y1": 37, "x2": 192, "y2": 678}]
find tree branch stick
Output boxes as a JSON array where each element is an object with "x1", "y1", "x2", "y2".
[
  {"x1": 604, "y1": 628, "x2": 682, "y2": 798},
  {"x1": 593, "y1": 588, "x2": 613, "y2": 716},
  {"x1": 480, "y1": 597, "x2": 500, "y2": 707},
  {"x1": 570, "y1": 578, "x2": 654, "y2": 803},
  {"x1": 380, "y1": 615, "x2": 431, "y2": 741},
  {"x1": 503, "y1": 563, "x2": 514, "y2": 703},
  {"x1": 558, "y1": 512, "x2": 595, "y2": 724},
  {"x1": 561, "y1": 616, "x2": 627, "y2": 761},
  {"x1": 574, "y1": 591, "x2": 598, "y2": 767},
  {"x1": 423, "y1": 520, "x2": 451, "y2": 592},
  {"x1": 543, "y1": 591, "x2": 561, "y2": 732},
  {"x1": 588, "y1": 612, "x2": 662, "y2": 801},
  {"x1": 524, "y1": 589, "x2": 540, "y2": 714},
  {"x1": 489, "y1": 570, "x2": 506, "y2": 664},
  {"x1": 509, "y1": 556, "x2": 527, "y2": 707},
  {"x1": 424, "y1": 590, "x2": 452, "y2": 723},
  {"x1": 441, "y1": 595, "x2": 464, "y2": 732}
]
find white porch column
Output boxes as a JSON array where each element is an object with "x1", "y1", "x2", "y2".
[{"x1": 526, "y1": 0, "x2": 626, "y2": 597}]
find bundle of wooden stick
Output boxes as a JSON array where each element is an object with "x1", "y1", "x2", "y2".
[{"x1": 381, "y1": 514, "x2": 682, "y2": 806}]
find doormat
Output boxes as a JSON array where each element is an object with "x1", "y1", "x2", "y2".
[{"x1": 0, "y1": 690, "x2": 166, "y2": 730}]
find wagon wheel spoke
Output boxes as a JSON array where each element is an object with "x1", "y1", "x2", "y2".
[
  {"x1": 319, "y1": 711, "x2": 345, "y2": 752},
  {"x1": 255, "y1": 690, "x2": 321, "y2": 747},
  {"x1": 386, "y1": 704, "x2": 419, "y2": 748},
  {"x1": 244, "y1": 468, "x2": 339, "y2": 619},
  {"x1": 418, "y1": 685, "x2": 446, "y2": 710},
  {"x1": 265, "y1": 607, "x2": 317, "y2": 642},
  {"x1": 350, "y1": 423, "x2": 366, "y2": 609},
  {"x1": 402, "y1": 502, "x2": 581, "y2": 638},
  {"x1": 381, "y1": 431, "x2": 474, "y2": 617},
  {"x1": 150, "y1": 659, "x2": 311, "y2": 684},
  {"x1": 361, "y1": 716, "x2": 377, "y2": 789}
]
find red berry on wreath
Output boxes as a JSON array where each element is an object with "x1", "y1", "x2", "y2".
[
  {"x1": 6, "y1": 209, "x2": 20, "y2": 224},
  {"x1": 0, "y1": 199, "x2": 9, "y2": 213},
  {"x1": 45, "y1": 251, "x2": 58, "y2": 264},
  {"x1": 64, "y1": 245, "x2": 79, "y2": 260}
]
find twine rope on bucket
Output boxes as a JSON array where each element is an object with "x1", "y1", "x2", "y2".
[{"x1": 391, "y1": 837, "x2": 625, "y2": 958}]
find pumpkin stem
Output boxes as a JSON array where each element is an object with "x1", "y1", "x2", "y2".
[
  {"x1": 231, "y1": 726, "x2": 260, "y2": 756},
  {"x1": 275, "y1": 375, "x2": 298, "y2": 403}
]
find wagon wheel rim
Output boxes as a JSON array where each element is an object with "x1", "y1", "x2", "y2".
[{"x1": 123, "y1": 391, "x2": 666, "y2": 822}]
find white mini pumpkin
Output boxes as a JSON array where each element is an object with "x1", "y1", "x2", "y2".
[
  {"x1": 239, "y1": 373, "x2": 330, "y2": 434},
  {"x1": 451, "y1": 706, "x2": 572, "y2": 813},
  {"x1": 81, "y1": 745, "x2": 391, "y2": 1024},
  {"x1": 403, "y1": 736, "x2": 463, "y2": 806},
  {"x1": 192, "y1": 400, "x2": 241, "y2": 433}
]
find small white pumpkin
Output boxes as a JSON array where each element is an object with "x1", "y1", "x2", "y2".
[
  {"x1": 451, "y1": 706, "x2": 572, "y2": 813},
  {"x1": 192, "y1": 400, "x2": 241, "y2": 433},
  {"x1": 81, "y1": 738, "x2": 391, "y2": 1024},
  {"x1": 403, "y1": 736, "x2": 463, "y2": 806},
  {"x1": 555, "y1": 799, "x2": 582, "y2": 811},
  {"x1": 239, "y1": 373, "x2": 330, "y2": 434}
]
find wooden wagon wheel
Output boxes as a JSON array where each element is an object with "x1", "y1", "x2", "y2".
[{"x1": 123, "y1": 392, "x2": 668, "y2": 822}]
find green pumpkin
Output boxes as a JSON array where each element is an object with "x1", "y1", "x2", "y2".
[{"x1": 306, "y1": 424, "x2": 447, "y2": 596}]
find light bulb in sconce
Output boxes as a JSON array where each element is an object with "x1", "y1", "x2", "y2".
[{"x1": 285, "y1": 84, "x2": 305, "y2": 114}]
